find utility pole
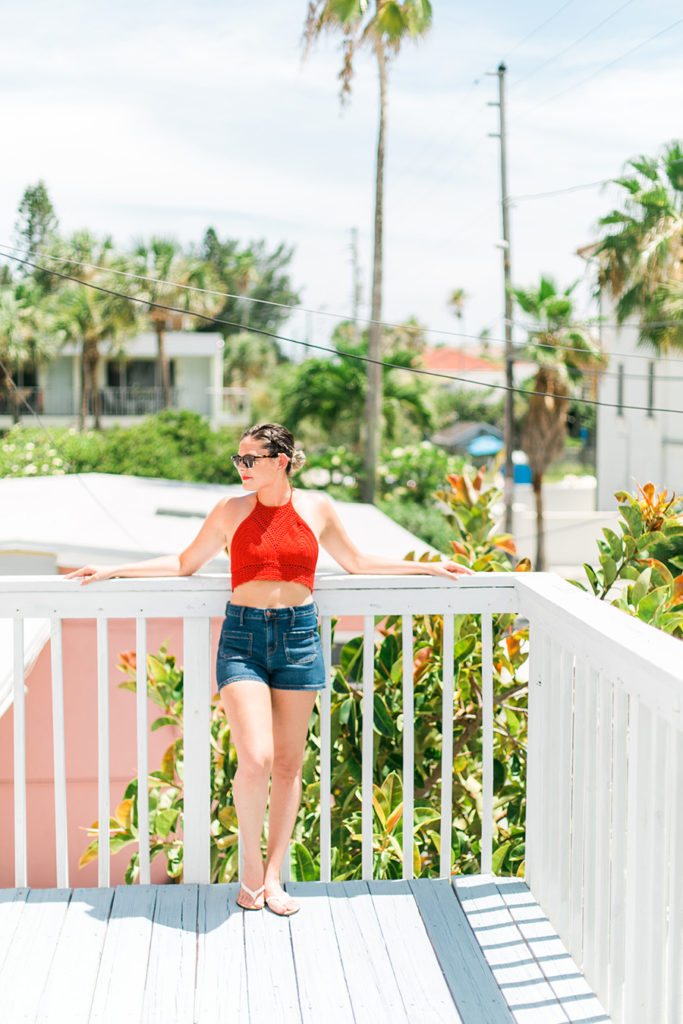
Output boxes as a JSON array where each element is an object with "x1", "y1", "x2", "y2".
[
  {"x1": 487, "y1": 61, "x2": 515, "y2": 533},
  {"x1": 350, "y1": 227, "x2": 362, "y2": 342}
]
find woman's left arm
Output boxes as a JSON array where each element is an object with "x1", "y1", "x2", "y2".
[{"x1": 317, "y1": 494, "x2": 474, "y2": 579}]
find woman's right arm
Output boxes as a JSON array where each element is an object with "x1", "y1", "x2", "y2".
[{"x1": 63, "y1": 498, "x2": 233, "y2": 584}]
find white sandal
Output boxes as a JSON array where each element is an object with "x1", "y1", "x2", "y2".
[
  {"x1": 265, "y1": 889, "x2": 300, "y2": 916},
  {"x1": 237, "y1": 881, "x2": 265, "y2": 910}
]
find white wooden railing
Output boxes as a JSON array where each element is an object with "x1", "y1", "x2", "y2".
[{"x1": 0, "y1": 572, "x2": 681, "y2": 1024}]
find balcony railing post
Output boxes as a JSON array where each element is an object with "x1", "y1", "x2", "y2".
[{"x1": 182, "y1": 616, "x2": 212, "y2": 884}]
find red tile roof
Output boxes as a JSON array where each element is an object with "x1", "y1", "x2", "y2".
[{"x1": 421, "y1": 348, "x2": 502, "y2": 372}]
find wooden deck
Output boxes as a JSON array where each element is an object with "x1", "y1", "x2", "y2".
[{"x1": 0, "y1": 875, "x2": 611, "y2": 1023}]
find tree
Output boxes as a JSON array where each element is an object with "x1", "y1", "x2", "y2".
[
  {"x1": 13, "y1": 181, "x2": 60, "y2": 294},
  {"x1": 132, "y1": 238, "x2": 223, "y2": 408},
  {"x1": 595, "y1": 141, "x2": 683, "y2": 351},
  {"x1": 0, "y1": 282, "x2": 61, "y2": 423},
  {"x1": 197, "y1": 228, "x2": 301, "y2": 338},
  {"x1": 513, "y1": 277, "x2": 605, "y2": 570},
  {"x1": 448, "y1": 287, "x2": 467, "y2": 321},
  {"x1": 54, "y1": 233, "x2": 140, "y2": 430},
  {"x1": 303, "y1": 0, "x2": 433, "y2": 503},
  {"x1": 280, "y1": 320, "x2": 433, "y2": 448}
]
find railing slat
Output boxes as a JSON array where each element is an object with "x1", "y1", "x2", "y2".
[
  {"x1": 647, "y1": 711, "x2": 667, "y2": 1024},
  {"x1": 537, "y1": 631, "x2": 553, "y2": 911},
  {"x1": 12, "y1": 614, "x2": 27, "y2": 888},
  {"x1": 361, "y1": 615, "x2": 374, "y2": 880},
  {"x1": 480, "y1": 613, "x2": 493, "y2": 875},
  {"x1": 96, "y1": 615, "x2": 110, "y2": 888},
  {"x1": 439, "y1": 614, "x2": 454, "y2": 878},
  {"x1": 555, "y1": 646, "x2": 574, "y2": 945},
  {"x1": 319, "y1": 615, "x2": 332, "y2": 883},
  {"x1": 524, "y1": 619, "x2": 541, "y2": 890},
  {"x1": 665, "y1": 723, "x2": 682, "y2": 1024},
  {"x1": 581, "y1": 665, "x2": 599, "y2": 976},
  {"x1": 568, "y1": 654, "x2": 589, "y2": 959},
  {"x1": 591, "y1": 670, "x2": 612, "y2": 1000},
  {"x1": 50, "y1": 614, "x2": 69, "y2": 888},
  {"x1": 183, "y1": 616, "x2": 211, "y2": 884},
  {"x1": 608, "y1": 684, "x2": 628, "y2": 1021},
  {"x1": 135, "y1": 616, "x2": 150, "y2": 885},
  {"x1": 623, "y1": 698, "x2": 650, "y2": 1022},
  {"x1": 402, "y1": 614, "x2": 414, "y2": 880}
]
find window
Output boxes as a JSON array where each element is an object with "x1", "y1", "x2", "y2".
[
  {"x1": 617, "y1": 364, "x2": 624, "y2": 417},
  {"x1": 106, "y1": 359, "x2": 175, "y2": 388}
]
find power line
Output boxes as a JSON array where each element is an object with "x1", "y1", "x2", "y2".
[
  {"x1": 509, "y1": 0, "x2": 637, "y2": 90},
  {"x1": 511, "y1": 15, "x2": 683, "y2": 125},
  {"x1": 509, "y1": 178, "x2": 611, "y2": 202},
  {"x1": 3, "y1": 241, "x2": 683, "y2": 363},
  {"x1": 503, "y1": 1, "x2": 577, "y2": 59},
  {"x1": 3, "y1": 250, "x2": 683, "y2": 416}
]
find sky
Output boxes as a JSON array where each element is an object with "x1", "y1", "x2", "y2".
[{"x1": 1, "y1": 0, "x2": 681, "y2": 360}]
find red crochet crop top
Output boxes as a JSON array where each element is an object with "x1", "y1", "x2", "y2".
[{"x1": 229, "y1": 488, "x2": 319, "y2": 592}]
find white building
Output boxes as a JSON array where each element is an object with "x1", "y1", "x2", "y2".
[{"x1": 0, "y1": 331, "x2": 250, "y2": 432}]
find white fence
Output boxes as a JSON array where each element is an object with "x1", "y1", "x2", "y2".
[{"x1": 0, "y1": 572, "x2": 681, "y2": 1024}]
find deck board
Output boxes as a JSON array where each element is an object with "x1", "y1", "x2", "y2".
[{"x1": 0, "y1": 876, "x2": 611, "y2": 1023}]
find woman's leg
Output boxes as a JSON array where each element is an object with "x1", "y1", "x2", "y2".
[
  {"x1": 220, "y1": 680, "x2": 273, "y2": 903},
  {"x1": 264, "y1": 688, "x2": 318, "y2": 903}
]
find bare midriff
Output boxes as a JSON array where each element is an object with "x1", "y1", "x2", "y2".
[{"x1": 230, "y1": 579, "x2": 314, "y2": 609}]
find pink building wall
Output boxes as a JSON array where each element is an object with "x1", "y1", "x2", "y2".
[{"x1": 0, "y1": 611, "x2": 223, "y2": 889}]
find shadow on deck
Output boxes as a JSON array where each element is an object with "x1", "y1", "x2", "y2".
[{"x1": 0, "y1": 875, "x2": 611, "y2": 1023}]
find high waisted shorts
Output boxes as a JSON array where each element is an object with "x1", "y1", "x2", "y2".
[{"x1": 216, "y1": 600, "x2": 326, "y2": 693}]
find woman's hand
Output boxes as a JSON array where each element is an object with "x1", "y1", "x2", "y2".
[
  {"x1": 429, "y1": 559, "x2": 475, "y2": 580},
  {"x1": 62, "y1": 565, "x2": 118, "y2": 585}
]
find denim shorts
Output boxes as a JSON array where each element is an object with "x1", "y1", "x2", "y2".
[{"x1": 216, "y1": 600, "x2": 326, "y2": 693}]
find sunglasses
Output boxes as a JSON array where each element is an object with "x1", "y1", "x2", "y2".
[{"x1": 230, "y1": 453, "x2": 279, "y2": 470}]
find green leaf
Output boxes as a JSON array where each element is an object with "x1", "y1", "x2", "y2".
[
  {"x1": 373, "y1": 694, "x2": 395, "y2": 738},
  {"x1": 599, "y1": 554, "x2": 617, "y2": 590},
  {"x1": 602, "y1": 528, "x2": 623, "y2": 561},
  {"x1": 492, "y1": 840, "x2": 511, "y2": 873},
  {"x1": 583, "y1": 564, "x2": 599, "y2": 595},
  {"x1": 631, "y1": 566, "x2": 652, "y2": 607},
  {"x1": 290, "y1": 841, "x2": 317, "y2": 881},
  {"x1": 637, "y1": 585, "x2": 669, "y2": 623},
  {"x1": 453, "y1": 635, "x2": 476, "y2": 664},
  {"x1": 154, "y1": 807, "x2": 180, "y2": 837},
  {"x1": 621, "y1": 504, "x2": 643, "y2": 538},
  {"x1": 151, "y1": 716, "x2": 178, "y2": 732}
]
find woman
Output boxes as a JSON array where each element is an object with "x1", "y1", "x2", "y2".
[{"x1": 65, "y1": 422, "x2": 473, "y2": 916}]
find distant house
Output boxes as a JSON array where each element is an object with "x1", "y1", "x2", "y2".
[
  {"x1": 419, "y1": 346, "x2": 537, "y2": 393},
  {"x1": 0, "y1": 331, "x2": 250, "y2": 432},
  {"x1": 430, "y1": 420, "x2": 503, "y2": 456}
]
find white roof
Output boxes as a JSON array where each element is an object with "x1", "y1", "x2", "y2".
[
  {"x1": 0, "y1": 472, "x2": 438, "y2": 570},
  {"x1": 59, "y1": 331, "x2": 223, "y2": 359}
]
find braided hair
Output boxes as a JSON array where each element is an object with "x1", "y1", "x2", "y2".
[{"x1": 240, "y1": 422, "x2": 306, "y2": 476}]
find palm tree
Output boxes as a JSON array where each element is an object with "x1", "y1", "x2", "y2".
[
  {"x1": 0, "y1": 282, "x2": 60, "y2": 422},
  {"x1": 303, "y1": 1, "x2": 433, "y2": 503},
  {"x1": 513, "y1": 277, "x2": 605, "y2": 571},
  {"x1": 448, "y1": 287, "x2": 467, "y2": 321},
  {"x1": 54, "y1": 234, "x2": 139, "y2": 430},
  {"x1": 132, "y1": 239, "x2": 223, "y2": 408},
  {"x1": 595, "y1": 141, "x2": 683, "y2": 351}
]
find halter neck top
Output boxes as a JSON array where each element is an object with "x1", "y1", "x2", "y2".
[{"x1": 229, "y1": 488, "x2": 319, "y2": 592}]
